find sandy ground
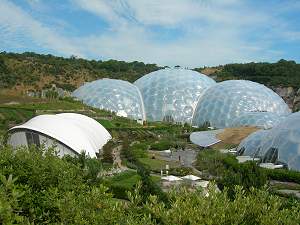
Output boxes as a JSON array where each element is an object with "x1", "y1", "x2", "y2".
[{"x1": 214, "y1": 127, "x2": 259, "y2": 148}]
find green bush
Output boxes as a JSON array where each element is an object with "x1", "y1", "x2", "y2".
[
  {"x1": 0, "y1": 145, "x2": 300, "y2": 224},
  {"x1": 220, "y1": 161, "x2": 267, "y2": 198},
  {"x1": 150, "y1": 139, "x2": 174, "y2": 151},
  {"x1": 102, "y1": 140, "x2": 115, "y2": 164},
  {"x1": 195, "y1": 150, "x2": 267, "y2": 195},
  {"x1": 266, "y1": 168, "x2": 300, "y2": 184},
  {"x1": 104, "y1": 171, "x2": 140, "y2": 199},
  {"x1": 168, "y1": 167, "x2": 194, "y2": 176},
  {"x1": 130, "y1": 143, "x2": 148, "y2": 158}
]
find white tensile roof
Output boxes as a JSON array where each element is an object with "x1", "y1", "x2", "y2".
[
  {"x1": 181, "y1": 175, "x2": 201, "y2": 181},
  {"x1": 161, "y1": 175, "x2": 183, "y2": 182},
  {"x1": 190, "y1": 130, "x2": 223, "y2": 147},
  {"x1": 9, "y1": 113, "x2": 112, "y2": 157},
  {"x1": 57, "y1": 113, "x2": 111, "y2": 153}
]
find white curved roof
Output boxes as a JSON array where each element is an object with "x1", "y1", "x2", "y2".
[{"x1": 9, "y1": 113, "x2": 111, "y2": 157}]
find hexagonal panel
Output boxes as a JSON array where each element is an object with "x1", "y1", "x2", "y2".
[
  {"x1": 134, "y1": 68, "x2": 216, "y2": 124},
  {"x1": 72, "y1": 79, "x2": 145, "y2": 120},
  {"x1": 192, "y1": 80, "x2": 291, "y2": 128}
]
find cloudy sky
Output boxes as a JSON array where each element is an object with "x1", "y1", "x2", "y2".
[{"x1": 0, "y1": 0, "x2": 299, "y2": 67}]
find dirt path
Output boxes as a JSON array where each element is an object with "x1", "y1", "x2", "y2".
[{"x1": 112, "y1": 145, "x2": 126, "y2": 169}]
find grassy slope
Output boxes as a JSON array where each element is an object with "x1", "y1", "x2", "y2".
[{"x1": 0, "y1": 52, "x2": 161, "y2": 93}]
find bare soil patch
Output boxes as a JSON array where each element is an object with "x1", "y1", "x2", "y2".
[{"x1": 214, "y1": 127, "x2": 259, "y2": 148}]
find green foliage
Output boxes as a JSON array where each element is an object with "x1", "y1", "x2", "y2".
[
  {"x1": 0, "y1": 146, "x2": 84, "y2": 192},
  {"x1": 0, "y1": 51, "x2": 160, "y2": 89},
  {"x1": 150, "y1": 139, "x2": 174, "y2": 151},
  {"x1": 102, "y1": 140, "x2": 115, "y2": 164},
  {"x1": 265, "y1": 168, "x2": 300, "y2": 184},
  {"x1": 143, "y1": 186, "x2": 300, "y2": 225},
  {"x1": 130, "y1": 143, "x2": 148, "y2": 158},
  {"x1": 195, "y1": 149, "x2": 231, "y2": 176},
  {"x1": 211, "y1": 59, "x2": 300, "y2": 87},
  {"x1": 135, "y1": 161, "x2": 169, "y2": 203},
  {"x1": 138, "y1": 157, "x2": 178, "y2": 172},
  {"x1": 120, "y1": 136, "x2": 168, "y2": 203},
  {"x1": 104, "y1": 171, "x2": 141, "y2": 199},
  {"x1": 0, "y1": 145, "x2": 299, "y2": 224},
  {"x1": 220, "y1": 161, "x2": 267, "y2": 198},
  {"x1": 0, "y1": 107, "x2": 35, "y2": 131},
  {"x1": 195, "y1": 150, "x2": 267, "y2": 195},
  {"x1": 0, "y1": 174, "x2": 28, "y2": 224},
  {"x1": 45, "y1": 89, "x2": 59, "y2": 99},
  {"x1": 168, "y1": 167, "x2": 194, "y2": 176}
]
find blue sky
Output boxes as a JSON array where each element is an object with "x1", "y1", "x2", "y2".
[{"x1": 0, "y1": 0, "x2": 299, "y2": 67}]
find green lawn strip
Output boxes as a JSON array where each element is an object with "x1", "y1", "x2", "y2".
[
  {"x1": 97, "y1": 119, "x2": 114, "y2": 128},
  {"x1": 104, "y1": 170, "x2": 160, "y2": 199},
  {"x1": 138, "y1": 157, "x2": 179, "y2": 172},
  {"x1": 271, "y1": 182, "x2": 300, "y2": 191},
  {"x1": 109, "y1": 171, "x2": 140, "y2": 188}
]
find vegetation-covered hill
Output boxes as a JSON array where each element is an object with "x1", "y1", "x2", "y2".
[
  {"x1": 1, "y1": 52, "x2": 300, "y2": 95},
  {"x1": 0, "y1": 52, "x2": 161, "y2": 93},
  {"x1": 196, "y1": 59, "x2": 300, "y2": 88}
]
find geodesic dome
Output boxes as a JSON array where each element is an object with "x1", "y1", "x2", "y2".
[
  {"x1": 230, "y1": 112, "x2": 283, "y2": 129},
  {"x1": 134, "y1": 68, "x2": 216, "y2": 124},
  {"x1": 237, "y1": 129, "x2": 269, "y2": 157},
  {"x1": 72, "y1": 79, "x2": 145, "y2": 120},
  {"x1": 192, "y1": 80, "x2": 291, "y2": 128},
  {"x1": 259, "y1": 112, "x2": 300, "y2": 171}
]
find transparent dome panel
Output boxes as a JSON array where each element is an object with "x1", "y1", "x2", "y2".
[
  {"x1": 73, "y1": 79, "x2": 145, "y2": 120},
  {"x1": 237, "y1": 129, "x2": 269, "y2": 157},
  {"x1": 192, "y1": 80, "x2": 291, "y2": 128},
  {"x1": 230, "y1": 112, "x2": 283, "y2": 129},
  {"x1": 259, "y1": 112, "x2": 300, "y2": 171},
  {"x1": 134, "y1": 68, "x2": 216, "y2": 124}
]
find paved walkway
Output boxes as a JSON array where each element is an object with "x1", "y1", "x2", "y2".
[{"x1": 151, "y1": 148, "x2": 203, "y2": 176}]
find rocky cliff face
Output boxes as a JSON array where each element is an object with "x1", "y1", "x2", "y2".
[{"x1": 271, "y1": 86, "x2": 300, "y2": 112}]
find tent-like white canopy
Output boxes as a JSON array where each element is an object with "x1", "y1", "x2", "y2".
[
  {"x1": 190, "y1": 130, "x2": 223, "y2": 147},
  {"x1": 9, "y1": 113, "x2": 111, "y2": 157},
  {"x1": 181, "y1": 175, "x2": 201, "y2": 181},
  {"x1": 161, "y1": 175, "x2": 183, "y2": 182},
  {"x1": 57, "y1": 113, "x2": 111, "y2": 153}
]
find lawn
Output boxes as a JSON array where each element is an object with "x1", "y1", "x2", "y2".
[
  {"x1": 107, "y1": 171, "x2": 141, "y2": 189},
  {"x1": 97, "y1": 119, "x2": 114, "y2": 129},
  {"x1": 138, "y1": 157, "x2": 179, "y2": 171},
  {"x1": 105, "y1": 170, "x2": 160, "y2": 188}
]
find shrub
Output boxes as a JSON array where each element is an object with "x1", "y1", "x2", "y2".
[
  {"x1": 150, "y1": 139, "x2": 173, "y2": 151},
  {"x1": 102, "y1": 140, "x2": 115, "y2": 164},
  {"x1": 266, "y1": 168, "x2": 300, "y2": 184},
  {"x1": 0, "y1": 145, "x2": 300, "y2": 224},
  {"x1": 168, "y1": 167, "x2": 194, "y2": 176}
]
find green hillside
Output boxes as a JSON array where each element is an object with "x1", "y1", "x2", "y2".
[
  {"x1": 2, "y1": 52, "x2": 300, "y2": 95},
  {"x1": 0, "y1": 52, "x2": 161, "y2": 92},
  {"x1": 196, "y1": 59, "x2": 300, "y2": 88}
]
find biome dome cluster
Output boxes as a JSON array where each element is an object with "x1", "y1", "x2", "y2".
[{"x1": 73, "y1": 68, "x2": 290, "y2": 128}]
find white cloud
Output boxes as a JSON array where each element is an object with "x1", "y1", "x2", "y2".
[
  {"x1": 0, "y1": 0, "x2": 298, "y2": 67},
  {"x1": 72, "y1": 0, "x2": 279, "y2": 66},
  {"x1": 0, "y1": 0, "x2": 83, "y2": 57}
]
